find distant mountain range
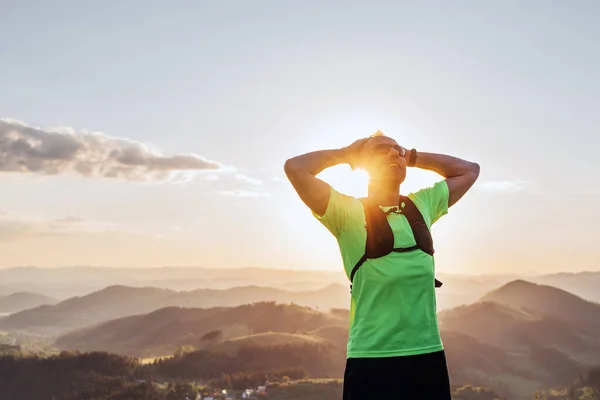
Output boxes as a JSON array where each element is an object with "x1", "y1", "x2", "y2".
[
  {"x1": 0, "y1": 266, "x2": 348, "y2": 299},
  {"x1": 2, "y1": 266, "x2": 600, "y2": 309},
  {"x1": 0, "y1": 284, "x2": 350, "y2": 335},
  {"x1": 48, "y1": 278, "x2": 600, "y2": 400},
  {"x1": 55, "y1": 302, "x2": 349, "y2": 357},
  {"x1": 0, "y1": 292, "x2": 57, "y2": 314}
]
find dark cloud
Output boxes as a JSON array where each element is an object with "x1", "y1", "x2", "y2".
[{"x1": 0, "y1": 119, "x2": 222, "y2": 181}]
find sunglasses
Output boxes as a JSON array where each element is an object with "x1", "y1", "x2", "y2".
[{"x1": 371, "y1": 143, "x2": 406, "y2": 157}]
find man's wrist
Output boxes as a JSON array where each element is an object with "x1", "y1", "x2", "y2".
[
  {"x1": 407, "y1": 148, "x2": 417, "y2": 167},
  {"x1": 336, "y1": 147, "x2": 353, "y2": 167},
  {"x1": 337, "y1": 146, "x2": 349, "y2": 160}
]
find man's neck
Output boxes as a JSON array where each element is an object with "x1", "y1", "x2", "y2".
[{"x1": 367, "y1": 181, "x2": 401, "y2": 206}]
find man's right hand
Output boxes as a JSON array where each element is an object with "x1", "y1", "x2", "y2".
[{"x1": 343, "y1": 138, "x2": 370, "y2": 170}]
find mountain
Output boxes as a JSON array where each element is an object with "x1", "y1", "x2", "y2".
[
  {"x1": 207, "y1": 332, "x2": 328, "y2": 356},
  {"x1": 4, "y1": 266, "x2": 600, "y2": 312},
  {"x1": 0, "y1": 286, "x2": 176, "y2": 334},
  {"x1": 434, "y1": 273, "x2": 518, "y2": 311},
  {"x1": 0, "y1": 292, "x2": 57, "y2": 314},
  {"x1": 55, "y1": 302, "x2": 346, "y2": 356},
  {"x1": 442, "y1": 330, "x2": 507, "y2": 374},
  {"x1": 0, "y1": 284, "x2": 350, "y2": 335},
  {"x1": 11, "y1": 278, "x2": 600, "y2": 399},
  {"x1": 530, "y1": 271, "x2": 600, "y2": 304},
  {"x1": 0, "y1": 266, "x2": 517, "y2": 309},
  {"x1": 438, "y1": 280, "x2": 600, "y2": 398},
  {"x1": 478, "y1": 279, "x2": 600, "y2": 331},
  {"x1": 0, "y1": 266, "x2": 348, "y2": 299},
  {"x1": 440, "y1": 301, "x2": 540, "y2": 349},
  {"x1": 441, "y1": 280, "x2": 600, "y2": 363}
]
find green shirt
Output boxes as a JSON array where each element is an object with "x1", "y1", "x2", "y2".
[{"x1": 313, "y1": 180, "x2": 449, "y2": 358}]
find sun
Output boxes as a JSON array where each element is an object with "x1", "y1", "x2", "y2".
[
  {"x1": 316, "y1": 165, "x2": 369, "y2": 198},
  {"x1": 317, "y1": 165, "x2": 441, "y2": 198}
]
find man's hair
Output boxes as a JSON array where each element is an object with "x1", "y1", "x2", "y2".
[
  {"x1": 360, "y1": 130, "x2": 387, "y2": 153},
  {"x1": 354, "y1": 130, "x2": 387, "y2": 169},
  {"x1": 370, "y1": 130, "x2": 385, "y2": 138}
]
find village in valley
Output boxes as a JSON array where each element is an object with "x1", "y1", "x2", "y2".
[{"x1": 185, "y1": 385, "x2": 267, "y2": 400}]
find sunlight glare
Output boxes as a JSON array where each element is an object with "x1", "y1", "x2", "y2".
[
  {"x1": 317, "y1": 165, "x2": 442, "y2": 198},
  {"x1": 317, "y1": 166, "x2": 369, "y2": 198}
]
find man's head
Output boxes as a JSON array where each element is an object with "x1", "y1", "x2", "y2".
[{"x1": 357, "y1": 130, "x2": 407, "y2": 184}]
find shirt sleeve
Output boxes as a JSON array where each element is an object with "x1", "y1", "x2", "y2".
[
  {"x1": 409, "y1": 179, "x2": 450, "y2": 227},
  {"x1": 311, "y1": 185, "x2": 358, "y2": 238}
]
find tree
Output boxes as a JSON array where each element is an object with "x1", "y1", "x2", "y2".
[
  {"x1": 201, "y1": 330, "x2": 223, "y2": 343},
  {"x1": 174, "y1": 345, "x2": 195, "y2": 358}
]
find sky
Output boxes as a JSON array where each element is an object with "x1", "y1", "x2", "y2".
[{"x1": 1, "y1": 0, "x2": 599, "y2": 275}]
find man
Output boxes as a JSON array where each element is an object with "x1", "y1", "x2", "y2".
[{"x1": 283, "y1": 131, "x2": 480, "y2": 399}]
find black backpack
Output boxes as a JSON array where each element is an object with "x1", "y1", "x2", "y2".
[{"x1": 349, "y1": 195, "x2": 443, "y2": 292}]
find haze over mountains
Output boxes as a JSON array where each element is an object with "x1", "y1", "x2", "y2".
[
  {"x1": 55, "y1": 302, "x2": 349, "y2": 357},
  {"x1": 2, "y1": 267, "x2": 600, "y2": 323},
  {"x1": 0, "y1": 284, "x2": 350, "y2": 334},
  {"x1": 2, "y1": 266, "x2": 600, "y2": 305},
  {"x1": 37, "y1": 278, "x2": 600, "y2": 399},
  {"x1": 0, "y1": 266, "x2": 348, "y2": 300},
  {"x1": 3, "y1": 265, "x2": 600, "y2": 399},
  {"x1": 0, "y1": 292, "x2": 57, "y2": 314}
]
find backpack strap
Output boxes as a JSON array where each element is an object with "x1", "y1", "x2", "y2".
[
  {"x1": 349, "y1": 254, "x2": 368, "y2": 284},
  {"x1": 349, "y1": 196, "x2": 443, "y2": 290},
  {"x1": 396, "y1": 196, "x2": 434, "y2": 256},
  {"x1": 398, "y1": 196, "x2": 443, "y2": 288},
  {"x1": 394, "y1": 195, "x2": 443, "y2": 288}
]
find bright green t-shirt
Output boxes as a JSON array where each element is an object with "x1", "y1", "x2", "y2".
[{"x1": 313, "y1": 180, "x2": 450, "y2": 358}]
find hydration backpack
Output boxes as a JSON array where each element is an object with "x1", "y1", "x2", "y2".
[{"x1": 349, "y1": 195, "x2": 443, "y2": 291}]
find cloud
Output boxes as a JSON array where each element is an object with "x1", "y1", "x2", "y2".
[
  {"x1": 479, "y1": 180, "x2": 527, "y2": 192},
  {"x1": 0, "y1": 219, "x2": 38, "y2": 242},
  {"x1": 219, "y1": 190, "x2": 270, "y2": 198},
  {"x1": 234, "y1": 174, "x2": 262, "y2": 185},
  {"x1": 48, "y1": 214, "x2": 87, "y2": 229},
  {"x1": 0, "y1": 210, "x2": 117, "y2": 242},
  {"x1": 0, "y1": 209, "x2": 197, "y2": 245},
  {"x1": 55, "y1": 214, "x2": 87, "y2": 224},
  {"x1": 0, "y1": 118, "x2": 223, "y2": 181}
]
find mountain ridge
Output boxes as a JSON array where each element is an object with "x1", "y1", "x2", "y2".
[
  {"x1": 0, "y1": 292, "x2": 58, "y2": 313},
  {"x1": 478, "y1": 279, "x2": 600, "y2": 330},
  {"x1": 0, "y1": 283, "x2": 350, "y2": 334},
  {"x1": 55, "y1": 302, "x2": 347, "y2": 356}
]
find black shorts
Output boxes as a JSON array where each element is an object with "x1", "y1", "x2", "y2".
[{"x1": 342, "y1": 350, "x2": 451, "y2": 400}]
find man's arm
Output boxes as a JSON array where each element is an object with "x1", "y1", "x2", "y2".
[
  {"x1": 411, "y1": 151, "x2": 480, "y2": 207},
  {"x1": 283, "y1": 148, "x2": 349, "y2": 216}
]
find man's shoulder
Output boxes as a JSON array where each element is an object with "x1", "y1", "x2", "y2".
[
  {"x1": 410, "y1": 179, "x2": 448, "y2": 196},
  {"x1": 311, "y1": 185, "x2": 365, "y2": 238},
  {"x1": 330, "y1": 186, "x2": 364, "y2": 211},
  {"x1": 311, "y1": 185, "x2": 364, "y2": 221},
  {"x1": 408, "y1": 180, "x2": 448, "y2": 201},
  {"x1": 407, "y1": 180, "x2": 450, "y2": 225}
]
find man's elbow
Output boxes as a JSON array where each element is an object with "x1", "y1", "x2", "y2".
[
  {"x1": 283, "y1": 158, "x2": 296, "y2": 176},
  {"x1": 284, "y1": 158, "x2": 303, "y2": 180},
  {"x1": 466, "y1": 162, "x2": 481, "y2": 185},
  {"x1": 469, "y1": 162, "x2": 481, "y2": 177},
  {"x1": 451, "y1": 161, "x2": 480, "y2": 180}
]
